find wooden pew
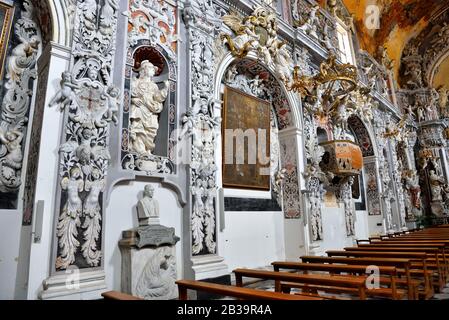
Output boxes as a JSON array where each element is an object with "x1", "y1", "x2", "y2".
[
  {"x1": 175, "y1": 279, "x2": 325, "y2": 300},
  {"x1": 102, "y1": 291, "x2": 143, "y2": 300},
  {"x1": 271, "y1": 261, "x2": 405, "y2": 300},
  {"x1": 232, "y1": 268, "x2": 368, "y2": 300},
  {"x1": 325, "y1": 250, "x2": 433, "y2": 298},
  {"x1": 363, "y1": 239, "x2": 449, "y2": 282},
  {"x1": 300, "y1": 256, "x2": 422, "y2": 299},
  {"x1": 355, "y1": 244, "x2": 448, "y2": 287}
]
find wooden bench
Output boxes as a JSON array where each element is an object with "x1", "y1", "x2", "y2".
[
  {"x1": 232, "y1": 268, "x2": 368, "y2": 300},
  {"x1": 175, "y1": 279, "x2": 325, "y2": 300},
  {"x1": 300, "y1": 256, "x2": 422, "y2": 299},
  {"x1": 271, "y1": 261, "x2": 405, "y2": 300},
  {"x1": 354, "y1": 244, "x2": 448, "y2": 287},
  {"x1": 326, "y1": 250, "x2": 434, "y2": 297},
  {"x1": 102, "y1": 291, "x2": 143, "y2": 300}
]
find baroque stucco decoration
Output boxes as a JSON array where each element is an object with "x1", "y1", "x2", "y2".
[
  {"x1": 182, "y1": 0, "x2": 222, "y2": 256},
  {"x1": 122, "y1": 0, "x2": 178, "y2": 176},
  {"x1": 221, "y1": 5, "x2": 294, "y2": 86},
  {"x1": 0, "y1": 0, "x2": 41, "y2": 197},
  {"x1": 50, "y1": 0, "x2": 120, "y2": 270}
]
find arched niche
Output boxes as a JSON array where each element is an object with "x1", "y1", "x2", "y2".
[
  {"x1": 120, "y1": 42, "x2": 177, "y2": 176},
  {"x1": 347, "y1": 115, "x2": 381, "y2": 217}
]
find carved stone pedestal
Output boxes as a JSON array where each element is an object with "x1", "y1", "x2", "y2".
[{"x1": 119, "y1": 225, "x2": 180, "y2": 300}]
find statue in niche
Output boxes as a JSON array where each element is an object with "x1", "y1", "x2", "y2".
[
  {"x1": 137, "y1": 184, "x2": 160, "y2": 226},
  {"x1": 130, "y1": 60, "x2": 169, "y2": 156},
  {"x1": 135, "y1": 246, "x2": 177, "y2": 300},
  {"x1": 429, "y1": 170, "x2": 445, "y2": 202},
  {"x1": 403, "y1": 170, "x2": 421, "y2": 210}
]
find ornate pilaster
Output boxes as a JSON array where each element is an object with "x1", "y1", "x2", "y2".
[
  {"x1": 0, "y1": 0, "x2": 42, "y2": 208},
  {"x1": 182, "y1": 0, "x2": 227, "y2": 280},
  {"x1": 41, "y1": 0, "x2": 120, "y2": 298}
]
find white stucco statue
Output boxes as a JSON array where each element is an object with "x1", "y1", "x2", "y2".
[
  {"x1": 429, "y1": 170, "x2": 445, "y2": 202},
  {"x1": 137, "y1": 185, "x2": 160, "y2": 226},
  {"x1": 130, "y1": 60, "x2": 169, "y2": 155}
]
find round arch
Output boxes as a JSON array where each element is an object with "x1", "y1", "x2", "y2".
[
  {"x1": 214, "y1": 52, "x2": 303, "y2": 131},
  {"x1": 31, "y1": 0, "x2": 73, "y2": 47}
]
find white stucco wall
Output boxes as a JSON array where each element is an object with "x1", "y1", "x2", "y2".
[
  {"x1": 0, "y1": 210, "x2": 22, "y2": 299},
  {"x1": 220, "y1": 210, "x2": 285, "y2": 270}
]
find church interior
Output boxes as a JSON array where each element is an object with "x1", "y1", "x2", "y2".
[{"x1": 2, "y1": 0, "x2": 449, "y2": 301}]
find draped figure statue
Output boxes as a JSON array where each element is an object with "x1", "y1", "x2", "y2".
[{"x1": 130, "y1": 60, "x2": 169, "y2": 155}]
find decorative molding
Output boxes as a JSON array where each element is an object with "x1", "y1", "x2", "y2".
[
  {"x1": 183, "y1": 0, "x2": 222, "y2": 256},
  {"x1": 0, "y1": 0, "x2": 41, "y2": 200},
  {"x1": 50, "y1": 0, "x2": 120, "y2": 271}
]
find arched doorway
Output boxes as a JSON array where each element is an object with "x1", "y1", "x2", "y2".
[{"x1": 214, "y1": 55, "x2": 305, "y2": 270}]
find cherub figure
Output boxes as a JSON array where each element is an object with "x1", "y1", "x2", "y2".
[
  {"x1": 49, "y1": 72, "x2": 79, "y2": 110},
  {"x1": 101, "y1": 85, "x2": 120, "y2": 125}
]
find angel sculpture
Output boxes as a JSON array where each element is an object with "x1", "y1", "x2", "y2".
[
  {"x1": 221, "y1": 12, "x2": 260, "y2": 58},
  {"x1": 6, "y1": 34, "x2": 40, "y2": 83},
  {"x1": 273, "y1": 43, "x2": 294, "y2": 84},
  {"x1": 56, "y1": 167, "x2": 83, "y2": 269},
  {"x1": 49, "y1": 72, "x2": 80, "y2": 110},
  {"x1": 59, "y1": 127, "x2": 110, "y2": 175},
  {"x1": 100, "y1": 85, "x2": 120, "y2": 126}
]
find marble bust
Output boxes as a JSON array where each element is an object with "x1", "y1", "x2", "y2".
[{"x1": 137, "y1": 185, "x2": 160, "y2": 226}]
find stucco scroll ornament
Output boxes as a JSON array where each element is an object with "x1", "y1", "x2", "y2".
[
  {"x1": 82, "y1": 168, "x2": 105, "y2": 265},
  {"x1": 191, "y1": 178, "x2": 205, "y2": 254},
  {"x1": 55, "y1": 167, "x2": 84, "y2": 270},
  {"x1": 204, "y1": 178, "x2": 217, "y2": 254},
  {"x1": 0, "y1": 0, "x2": 41, "y2": 193},
  {"x1": 0, "y1": 121, "x2": 26, "y2": 192},
  {"x1": 180, "y1": 100, "x2": 221, "y2": 255}
]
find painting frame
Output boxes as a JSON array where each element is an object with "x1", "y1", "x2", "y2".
[
  {"x1": 222, "y1": 85, "x2": 271, "y2": 191},
  {"x1": 0, "y1": 0, "x2": 14, "y2": 81}
]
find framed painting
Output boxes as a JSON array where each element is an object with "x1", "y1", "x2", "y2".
[
  {"x1": 0, "y1": 1, "x2": 14, "y2": 81},
  {"x1": 222, "y1": 86, "x2": 271, "y2": 190}
]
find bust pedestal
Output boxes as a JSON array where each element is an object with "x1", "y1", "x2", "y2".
[{"x1": 119, "y1": 225, "x2": 180, "y2": 300}]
